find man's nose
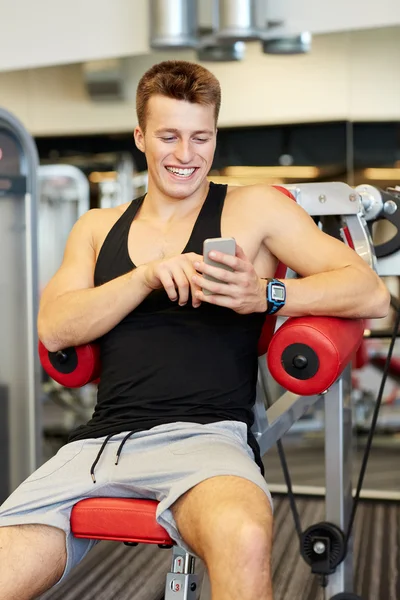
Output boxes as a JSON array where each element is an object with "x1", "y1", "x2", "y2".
[{"x1": 173, "y1": 140, "x2": 193, "y2": 164}]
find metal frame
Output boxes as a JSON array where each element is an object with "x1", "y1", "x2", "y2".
[
  {"x1": 38, "y1": 164, "x2": 90, "y2": 218},
  {"x1": 0, "y1": 108, "x2": 41, "y2": 494}
]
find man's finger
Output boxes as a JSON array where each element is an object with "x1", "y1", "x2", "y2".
[
  {"x1": 194, "y1": 273, "x2": 235, "y2": 296},
  {"x1": 205, "y1": 251, "x2": 246, "y2": 272},
  {"x1": 159, "y1": 270, "x2": 178, "y2": 301},
  {"x1": 195, "y1": 290, "x2": 237, "y2": 308},
  {"x1": 194, "y1": 261, "x2": 237, "y2": 283},
  {"x1": 183, "y1": 264, "x2": 202, "y2": 308},
  {"x1": 170, "y1": 267, "x2": 190, "y2": 306}
]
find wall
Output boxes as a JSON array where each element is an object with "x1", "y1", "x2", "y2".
[
  {"x1": 0, "y1": 0, "x2": 149, "y2": 72},
  {"x1": 1, "y1": 0, "x2": 400, "y2": 73},
  {"x1": 0, "y1": 27, "x2": 399, "y2": 136},
  {"x1": 264, "y1": 0, "x2": 400, "y2": 36}
]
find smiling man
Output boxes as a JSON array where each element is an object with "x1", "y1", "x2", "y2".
[{"x1": 0, "y1": 61, "x2": 389, "y2": 600}]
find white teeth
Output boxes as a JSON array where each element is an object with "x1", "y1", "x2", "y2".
[{"x1": 166, "y1": 167, "x2": 195, "y2": 177}]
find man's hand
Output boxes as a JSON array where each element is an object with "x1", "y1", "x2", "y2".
[
  {"x1": 142, "y1": 252, "x2": 204, "y2": 308},
  {"x1": 192, "y1": 245, "x2": 267, "y2": 314}
]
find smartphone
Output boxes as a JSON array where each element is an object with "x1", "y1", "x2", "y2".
[{"x1": 202, "y1": 237, "x2": 236, "y2": 295}]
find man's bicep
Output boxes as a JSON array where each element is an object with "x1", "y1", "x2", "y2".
[
  {"x1": 40, "y1": 212, "x2": 96, "y2": 306},
  {"x1": 264, "y1": 190, "x2": 367, "y2": 277}
]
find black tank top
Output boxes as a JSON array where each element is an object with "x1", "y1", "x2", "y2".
[{"x1": 69, "y1": 183, "x2": 265, "y2": 472}]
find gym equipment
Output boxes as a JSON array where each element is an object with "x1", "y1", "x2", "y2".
[
  {"x1": 40, "y1": 180, "x2": 400, "y2": 598},
  {"x1": 99, "y1": 169, "x2": 147, "y2": 208},
  {"x1": 38, "y1": 341, "x2": 101, "y2": 388},
  {"x1": 356, "y1": 184, "x2": 400, "y2": 275},
  {"x1": 38, "y1": 165, "x2": 90, "y2": 292},
  {"x1": 0, "y1": 108, "x2": 41, "y2": 501},
  {"x1": 38, "y1": 165, "x2": 95, "y2": 446}
]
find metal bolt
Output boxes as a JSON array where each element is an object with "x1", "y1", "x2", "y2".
[
  {"x1": 349, "y1": 193, "x2": 357, "y2": 202},
  {"x1": 319, "y1": 194, "x2": 326, "y2": 203},
  {"x1": 384, "y1": 200, "x2": 397, "y2": 215},
  {"x1": 313, "y1": 541, "x2": 326, "y2": 555}
]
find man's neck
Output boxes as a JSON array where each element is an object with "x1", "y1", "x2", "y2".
[{"x1": 141, "y1": 179, "x2": 210, "y2": 224}]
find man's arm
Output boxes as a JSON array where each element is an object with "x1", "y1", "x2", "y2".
[
  {"x1": 39, "y1": 210, "x2": 204, "y2": 352},
  {"x1": 38, "y1": 210, "x2": 152, "y2": 352},
  {"x1": 193, "y1": 185, "x2": 390, "y2": 319},
  {"x1": 261, "y1": 185, "x2": 390, "y2": 319}
]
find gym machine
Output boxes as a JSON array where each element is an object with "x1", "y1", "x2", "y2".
[
  {"x1": 0, "y1": 108, "x2": 41, "y2": 503},
  {"x1": 38, "y1": 164, "x2": 90, "y2": 292},
  {"x1": 99, "y1": 169, "x2": 148, "y2": 209},
  {"x1": 39, "y1": 180, "x2": 400, "y2": 599},
  {"x1": 37, "y1": 165, "x2": 95, "y2": 451}
]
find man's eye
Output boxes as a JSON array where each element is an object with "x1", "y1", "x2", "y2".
[
  {"x1": 161, "y1": 137, "x2": 175, "y2": 142},
  {"x1": 194, "y1": 138, "x2": 209, "y2": 143}
]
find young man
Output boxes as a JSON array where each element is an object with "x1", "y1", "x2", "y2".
[{"x1": 0, "y1": 61, "x2": 389, "y2": 600}]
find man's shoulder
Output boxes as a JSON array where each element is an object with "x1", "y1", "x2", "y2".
[
  {"x1": 224, "y1": 182, "x2": 284, "y2": 211},
  {"x1": 77, "y1": 203, "x2": 132, "y2": 253},
  {"x1": 80, "y1": 202, "x2": 131, "y2": 230}
]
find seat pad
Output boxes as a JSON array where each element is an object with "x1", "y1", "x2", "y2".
[{"x1": 71, "y1": 497, "x2": 174, "y2": 545}]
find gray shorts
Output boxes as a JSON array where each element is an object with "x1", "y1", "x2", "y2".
[{"x1": 0, "y1": 420, "x2": 271, "y2": 584}]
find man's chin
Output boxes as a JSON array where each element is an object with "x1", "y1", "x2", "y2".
[{"x1": 162, "y1": 177, "x2": 206, "y2": 199}]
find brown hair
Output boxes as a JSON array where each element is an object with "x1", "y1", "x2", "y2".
[{"x1": 136, "y1": 60, "x2": 221, "y2": 132}]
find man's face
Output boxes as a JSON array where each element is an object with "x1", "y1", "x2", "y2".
[{"x1": 134, "y1": 95, "x2": 217, "y2": 199}]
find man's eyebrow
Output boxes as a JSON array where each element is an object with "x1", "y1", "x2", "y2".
[{"x1": 154, "y1": 128, "x2": 214, "y2": 135}]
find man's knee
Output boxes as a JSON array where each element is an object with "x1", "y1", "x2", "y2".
[{"x1": 205, "y1": 504, "x2": 273, "y2": 561}]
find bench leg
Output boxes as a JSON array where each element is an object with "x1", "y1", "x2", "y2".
[
  {"x1": 324, "y1": 368, "x2": 354, "y2": 599},
  {"x1": 165, "y1": 546, "x2": 198, "y2": 599}
]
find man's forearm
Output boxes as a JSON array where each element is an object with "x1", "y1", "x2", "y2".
[
  {"x1": 38, "y1": 266, "x2": 151, "y2": 352},
  {"x1": 276, "y1": 265, "x2": 390, "y2": 319}
]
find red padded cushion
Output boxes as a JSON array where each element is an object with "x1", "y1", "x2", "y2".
[
  {"x1": 71, "y1": 498, "x2": 174, "y2": 545},
  {"x1": 39, "y1": 341, "x2": 101, "y2": 388},
  {"x1": 258, "y1": 317, "x2": 279, "y2": 356},
  {"x1": 267, "y1": 316, "x2": 364, "y2": 395},
  {"x1": 354, "y1": 340, "x2": 369, "y2": 370}
]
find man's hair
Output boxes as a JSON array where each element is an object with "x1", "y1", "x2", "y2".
[{"x1": 136, "y1": 60, "x2": 221, "y2": 132}]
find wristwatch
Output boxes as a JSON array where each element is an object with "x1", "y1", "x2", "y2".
[{"x1": 265, "y1": 278, "x2": 286, "y2": 315}]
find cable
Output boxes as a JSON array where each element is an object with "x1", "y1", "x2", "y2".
[
  {"x1": 276, "y1": 438, "x2": 303, "y2": 539},
  {"x1": 345, "y1": 305, "x2": 400, "y2": 544}
]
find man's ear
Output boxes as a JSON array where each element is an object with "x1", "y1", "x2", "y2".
[{"x1": 134, "y1": 126, "x2": 145, "y2": 153}]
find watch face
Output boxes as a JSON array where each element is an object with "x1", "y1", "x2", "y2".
[{"x1": 271, "y1": 285, "x2": 285, "y2": 302}]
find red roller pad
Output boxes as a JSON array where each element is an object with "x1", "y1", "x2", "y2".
[
  {"x1": 71, "y1": 498, "x2": 174, "y2": 546},
  {"x1": 258, "y1": 316, "x2": 278, "y2": 356},
  {"x1": 39, "y1": 340, "x2": 101, "y2": 388},
  {"x1": 354, "y1": 340, "x2": 369, "y2": 370},
  {"x1": 267, "y1": 317, "x2": 364, "y2": 395},
  {"x1": 272, "y1": 185, "x2": 295, "y2": 203}
]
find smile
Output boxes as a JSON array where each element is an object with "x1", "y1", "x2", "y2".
[{"x1": 165, "y1": 166, "x2": 197, "y2": 178}]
